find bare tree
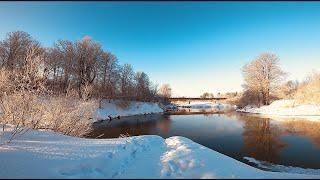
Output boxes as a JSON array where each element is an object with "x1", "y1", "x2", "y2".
[
  {"x1": 0, "y1": 31, "x2": 37, "y2": 69},
  {"x1": 134, "y1": 71, "x2": 151, "y2": 101},
  {"x1": 47, "y1": 40, "x2": 76, "y2": 94},
  {"x1": 120, "y1": 63, "x2": 134, "y2": 98},
  {"x1": 149, "y1": 83, "x2": 159, "y2": 102},
  {"x1": 97, "y1": 52, "x2": 119, "y2": 98},
  {"x1": 74, "y1": 36, "x2": 103, "y2": 99},
  {"x1": 159, "y1": 84, "x2": 172, "y2": 98},
  {"x1": 242, "y1": 53, "x2": 286, "y2": 105}
]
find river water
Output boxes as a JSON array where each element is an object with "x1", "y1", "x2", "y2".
[{"x1": 87, "y1": 111, "x2": 320, "y2": 170}]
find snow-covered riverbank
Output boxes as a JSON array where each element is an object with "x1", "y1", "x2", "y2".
[
  {"x1": 174, "y1": 101, "x2": 236, "y2": 111},
  {"x1": 93, "y1": 100, "x2": 164, "y2": 123},
  {"x1": 237, "y1": 100, "x2": 320, "y2": 119},
  {"x1": 1, "y1": 128, "x2": 319, "y2": 178}
]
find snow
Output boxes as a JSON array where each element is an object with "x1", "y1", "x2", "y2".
[
  {"x1": 244, "y1": 157, "x2": 320, "y2": 176},
  {"x1": 1, "y1": 128, "x2": 319, "y2": 178},
  {"x1": 237, "y1": 100, "x2": 320, "y2": 118},
  {"x1": 174, "y1": 101, "x2": 237, "y2": 111},
  {"x1": 93, "y1": 100, "x2": 164, "y2": 122}
]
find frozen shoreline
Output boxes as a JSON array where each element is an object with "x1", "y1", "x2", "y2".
[
  {"x1": 237, "y1": 100, "x2": 320, "y2": 120},
  {"x1": 173, "y1": 101, "x2": 237, "y2": 110},
  {"x1": 1, "y1": 127, "x2": 319, "y2": 178},
  {"x1": 93, "y1": 100, "x2": 164, "y2": 123},
  {"x1": 244, "y1": 157, "x2": 320, "y2": 176}
]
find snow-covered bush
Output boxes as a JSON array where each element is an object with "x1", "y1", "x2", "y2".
[
  {"x1": 294, "y1": 72, "x2": 320, "y2": 105},
  {"x1": 0, "y1": 50, "x2": 48, "y2": 143},
  {"x1": 0, "y1": 66, "x2": 98, "y2": 143},
  {"x1": 42, "y1": 95, "x2": 97, "y2": 137},
  {"x1": 0, "y1": 94, "x2": 98, "y2": 142},
  {"x1": 0, "y1": 92, "x2": 45, "y2": 143}
]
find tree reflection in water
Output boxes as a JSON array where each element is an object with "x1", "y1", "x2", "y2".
[
  {"x1": 278, "y1": 118, "x2": 320, "y2": 149},
  {"x1": 237, "y1": 114, "x2": 286, "y2": 164},
  {"x1": 156, "y1": 115, "x2": 172, "y2": 134}
]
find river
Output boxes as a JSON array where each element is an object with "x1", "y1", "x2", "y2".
[{"x1": 87, "y1": 111, "x2": 320, "y2": 171}]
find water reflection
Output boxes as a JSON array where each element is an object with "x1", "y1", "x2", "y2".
[
  {"x1": 238, "y1": 114, "x2": 286, "y2": 164},
  {"x1": 88, "y1": 112, "x2": 320, "y2": 169},
  {"x1": 281, "y1": 120, "x2": 320, "y2": 149},
  {"x1": 156, "y1": 116, "x2": 171, "y2": 134}
]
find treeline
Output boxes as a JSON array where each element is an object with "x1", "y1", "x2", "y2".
[
  {"x1": 0, "y1": 31, "x2": 158, "y2": 101},
  {"x1": 0, "y1": 31, "x2": 166, "y2": 140}
]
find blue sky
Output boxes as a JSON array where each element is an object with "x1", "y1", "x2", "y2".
[{"x1": 1, "y1": 2, "x2": 320, "y2": 96}]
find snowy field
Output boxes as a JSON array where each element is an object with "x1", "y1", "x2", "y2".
[
  {"x1": 1, "y1": 127, "x2": 319, "y2": 179},
  {"x1": 93, "y1": 100, "x2": 164, "y2": 122},
  {"x1": 237, "y1": 100, "x2": 320, "y2": 119}
]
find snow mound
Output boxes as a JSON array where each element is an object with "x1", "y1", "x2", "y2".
[
  {"x1": 161, "y1": 136, "x2": 319, "y2": 179},
  {"x1": 93, "y1": 100, "x2": 164, "y2": 122},
  {"x1": 237, "y1": 99, "x2": 320, "y2": 117},
  {"x1": 1, "y1": 128, "x2": 319, "y2": 178}
]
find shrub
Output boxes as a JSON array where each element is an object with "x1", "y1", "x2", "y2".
[
  {"x1": 0, "y1": 67, "x2": 98, "y2": 143},
  {"x1": 42, "y1": 95, "x2": 97, "y2": 137},
  {"x1": 294, "y1": 72, "x2": 320, "y2": 105}
]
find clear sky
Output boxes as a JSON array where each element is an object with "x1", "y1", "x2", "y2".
[{"x1": 0, "y1": 2, "x2": 320, "y2": 97}]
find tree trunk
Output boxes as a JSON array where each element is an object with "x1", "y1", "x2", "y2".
[
  {"x1": 265, "y1": 88, "x2": 270, "y2": 105},
  {"x1": 261, "y1": 90, "x2": 268, "y2": 106},
  {"x1": 78, "y1": 83, "x2": 82, "y2": 99}
]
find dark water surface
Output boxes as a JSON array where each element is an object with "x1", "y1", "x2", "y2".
[{"x1": 87, "y1": 112, "x2": 320, "y2": 170}]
